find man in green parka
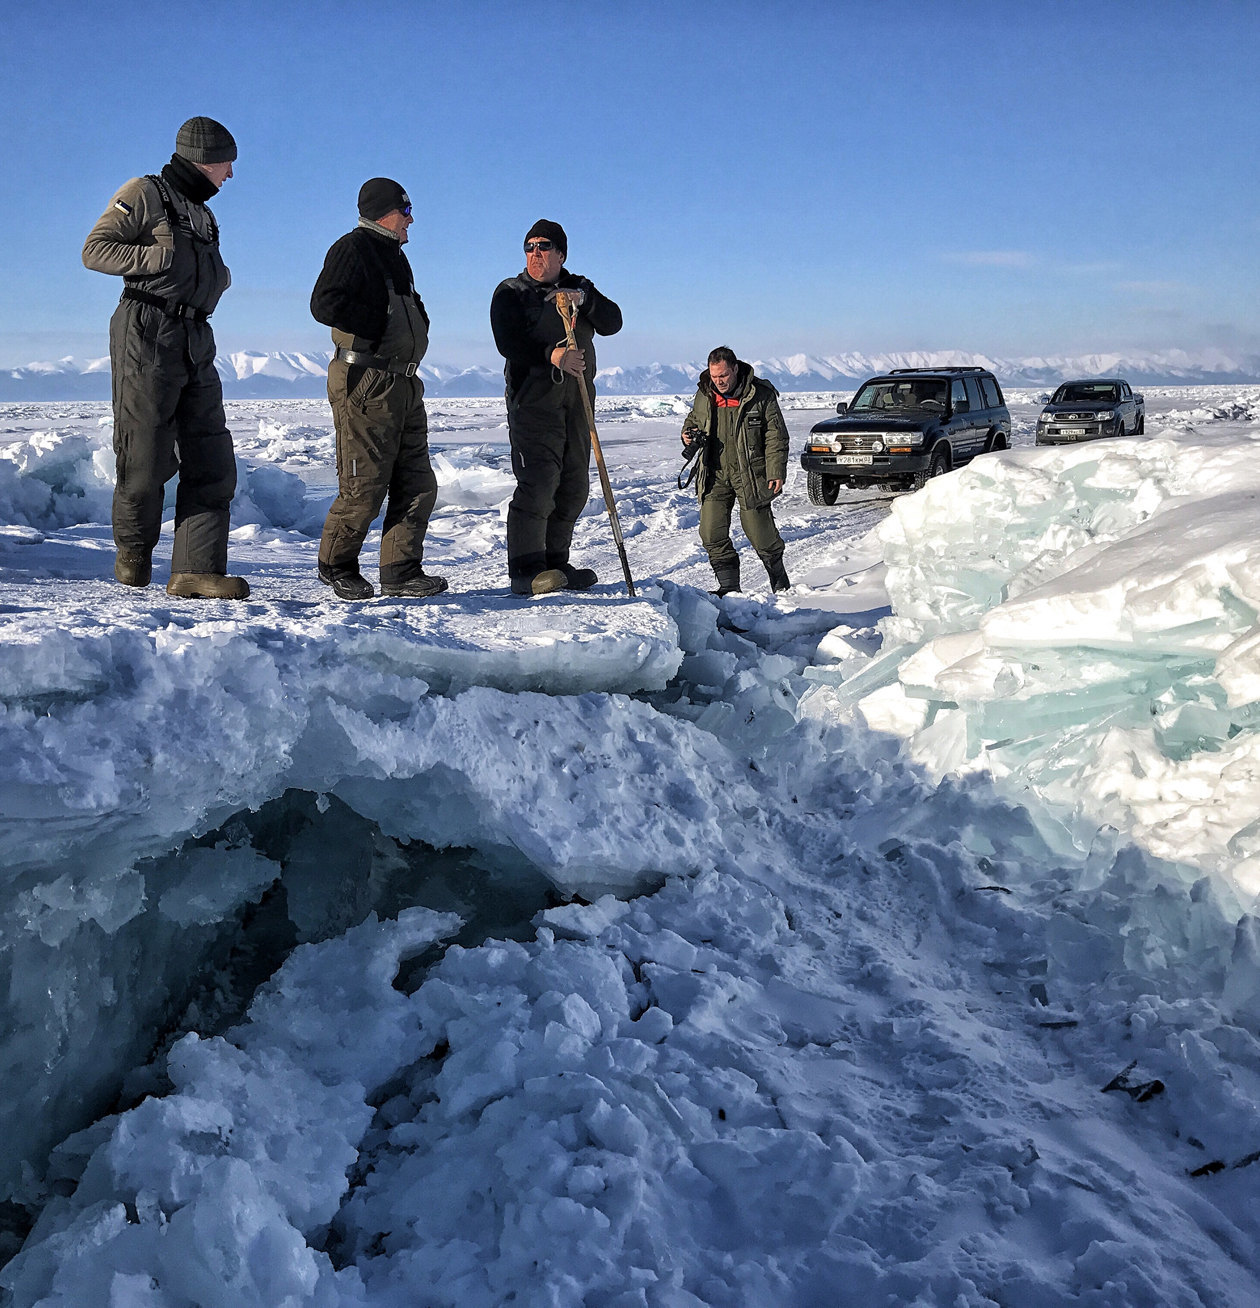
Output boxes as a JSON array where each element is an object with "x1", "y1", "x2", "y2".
[{"x1": 681, "y1": 347, "x2": 791, "y2": 595}]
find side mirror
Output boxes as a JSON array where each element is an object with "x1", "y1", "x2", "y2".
[
  {"x1": 1038, "y1": 394, "x2": 1051, "y2": 404},
  {"x1": 835, "y1": 401, "x2": 848, "y2": 415}
]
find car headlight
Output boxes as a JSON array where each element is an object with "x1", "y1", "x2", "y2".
[
  {"x1": 1094, "y1": 410, "x2": 1115, "y2": 423},
  {"x1": 870, "y1": 437, "x2": 885, "y2": 453}
]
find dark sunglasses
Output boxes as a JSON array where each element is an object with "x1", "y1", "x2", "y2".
[
  {"x1": 524, "y1": 239, "x2": 555, "y2": 253},
  {"x1": 401, "y1": 203, "x2": 413, "y2": 217}
]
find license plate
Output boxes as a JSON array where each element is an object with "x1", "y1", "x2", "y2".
[
  {"x1": 1060, "y1": 426, "x2": 1086, "y2": 435},
  {"x1": 835, "y1": 454, "x2": 873, "y2": 466}
]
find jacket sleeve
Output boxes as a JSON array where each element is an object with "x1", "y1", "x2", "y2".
[
  {"x1": 491, "y1": 281, "x2": 556, "y2": 370},
  {"x1": 572, "y1": 276, "x2": 622, "y2": 337},
  {"x1": 310, "y1": 236, "x2": 385, "y2": 340},
  {"x1": 762, "y1": 391, "x2": 790, "y2": 482},
  {"x1": 82, "y1": 178, "x2": 174, "y2": 279},
  {"x1": 682, "y1": 389, "x2": 707, "y2": 444}
]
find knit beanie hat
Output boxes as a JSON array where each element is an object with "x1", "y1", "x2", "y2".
[
  {"x1": 525, "y1": 219, "x2": 567, "y2": 257},
  {"x1": 175, "y1": 117, "x2": 237, "y2": 164},
  {"x1": 358, "y1": 178, "x2": 410, "y2": 221}
]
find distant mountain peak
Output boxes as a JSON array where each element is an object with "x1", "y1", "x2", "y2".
[{"x1": 4, "y1": 347, "x2": 1259, "y2": 401}]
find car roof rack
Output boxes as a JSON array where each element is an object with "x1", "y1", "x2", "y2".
[{"x1": 885, "y1": 366, "x2": 988, "y2": 375}]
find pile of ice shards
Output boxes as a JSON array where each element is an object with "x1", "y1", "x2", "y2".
[{"x1": 801, "y1": 432, "x2": 1260, "y2": 895}]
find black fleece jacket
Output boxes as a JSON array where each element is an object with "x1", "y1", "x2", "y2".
[
  {"x1": 490, "y1": 269, "x2": 622, "y2": 397},
  {"x1": 310, "y1": 227, "x2": 427, "y2": 344}
]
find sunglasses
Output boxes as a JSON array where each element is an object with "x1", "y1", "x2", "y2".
[
  {"x1": 401, "y1": 203, "x2": 413, "y2": 217},
  {"x1": 524, "y1": 239, "x2": 556, "y2": 253}
]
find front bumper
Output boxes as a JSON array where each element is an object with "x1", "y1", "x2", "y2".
[
  {"x1": 1036, "y1": 418, "x2": 1122, "y2": 444},
  {"x1": 801, "y1": 449, "x2": 931, "y2": 481}
]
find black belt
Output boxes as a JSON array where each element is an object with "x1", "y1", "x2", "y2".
[
  {"x1": 121, "y1": 287, "x2": 211, "y2": 322},
  {"x1": 334, "y1": 346, "x2": 419, "y2": 377}
]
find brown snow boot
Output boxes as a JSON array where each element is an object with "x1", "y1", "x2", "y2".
[
  {"x1": 511, "y1": 568, "x2": 567, "y2": 596},
  {"x1": 166, "y1": 572, "x2": 251, "y2": 600}
]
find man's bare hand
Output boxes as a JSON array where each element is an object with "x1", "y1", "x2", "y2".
[{"x1": 768, "y1": 479, "x2": 784, "y2": 495}]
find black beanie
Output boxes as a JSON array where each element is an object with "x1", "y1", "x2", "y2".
[
  {"x1": 358, "y1": 178, "x2": 410, "y2": 221},
  {"x1": 175, "y1": 117, "x2": 237, "y2": 164},
  {"x1": 525, "y1": 219, "x2": 567, "y2": 257}
]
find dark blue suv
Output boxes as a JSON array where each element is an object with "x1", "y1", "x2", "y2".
[{"x1": 800, "y1": 366, "x2": 1011, "y2": 503}]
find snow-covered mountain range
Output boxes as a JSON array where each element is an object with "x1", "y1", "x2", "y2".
[{"x1": 4, "y1": 347, "x2": 1260, "y2": 400}]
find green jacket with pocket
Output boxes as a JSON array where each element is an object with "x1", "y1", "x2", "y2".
[{"x1": 681, "y1": 361, "x2": 789, "y2": 511}]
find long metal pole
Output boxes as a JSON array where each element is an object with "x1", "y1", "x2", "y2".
[{"x1": 553, "y1": 290, "x2": 636, "y2": 596}]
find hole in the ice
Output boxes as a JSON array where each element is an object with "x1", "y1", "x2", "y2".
[
  {"x1": 5, "y1": 789, "x2": 558, "y2": 1274},
  {"x1": 126, "y1": 789, "x2": 559, "y2": 1089}
]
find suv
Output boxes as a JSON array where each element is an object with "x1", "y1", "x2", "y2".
[
  {"x1": 800, "y1": 366, "x2": 1011, "y2": 503},
  {"x1": 1036, "y1": 378, "x2": 1144, "y2": 444}
]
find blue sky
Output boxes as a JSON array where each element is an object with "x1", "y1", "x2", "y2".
[{"x1": 1, "y1": 0, "x2": 1257, "y2": 369}]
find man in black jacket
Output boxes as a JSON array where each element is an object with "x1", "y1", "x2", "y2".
[
  {"x1": 310, "y1": 178, "x2": 446, "y2": 599},
  {"x1": 490, "y1": 220, "x2": 622, "y2": 595}
]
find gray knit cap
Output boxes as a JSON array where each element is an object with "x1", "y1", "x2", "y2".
[{"x1": 175, "y1": 117, "x2": 238, "y2": 165}]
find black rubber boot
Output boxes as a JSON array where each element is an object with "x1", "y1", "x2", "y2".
[
  {"x1": 710, "y1": 569, "x2": 741, "y2": 598},
  {"x1": 381, "y1": 573, "x2": 448, "y2": 598},
  {"x1": 559, "y1": 564, "x2": 598, "y2": 590},
  {"x1": 766, "y1": 559, "x2": 791, "y2": 593},
  {"x1": 319, "y1": 562, "x2": 374, "y2": 600},
  {"x1": 114, "y1": 550, "x2": 152, "y2": 587}
]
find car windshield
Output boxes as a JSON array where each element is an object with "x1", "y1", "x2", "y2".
[
  {"x1": 850, "y1": 380, "x2": 948, "y2": 412},
  {"x1": 1053, "y1": 383, "x2": 1118, "y2": 404}
]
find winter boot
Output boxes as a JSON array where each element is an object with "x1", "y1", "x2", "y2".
[
  {"x1": 710, "y1": 569, "x2": 741, "y2": 598},
  {"x1": 559, "y1": 564, "x2": 598, "y2": 590},
  {"x1": 511, "y1": 568, "x2": 568, "y2": 596},
  {"x1": 380, "y1": 572, "x2": 448, "y2": 598},
  {"x1": 318, "y1": 561, "x2": 374, "y2": 600},
  {"x1": 166, "y1": 573, "x2": 250, "y2": 600},
  {"x1": 114, "y1": 549, "x2": 152, "y2": 588},
  {"x1": 766, "y1": 559, "x2": 792, "y2": 594}
]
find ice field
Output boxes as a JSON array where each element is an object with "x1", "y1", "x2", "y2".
[{"x1": 3, "y1": 386, "x2": 1260, "y2": 1304}]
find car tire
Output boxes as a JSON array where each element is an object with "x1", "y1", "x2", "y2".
[
  {"x1": 911, "y1": 447, "x2": 950, "y2": 491},
  {"x1": 806, "y1": 471, "x2": 841, "y2": 506},
  {"x1": 984, "y1": 431, "x2": 1008, "y2": 453},
  {"x1": 1134, "y1": 414, "x2": 1144, "y2": 435}
]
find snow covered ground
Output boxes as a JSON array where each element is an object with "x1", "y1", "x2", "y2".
[{"x1": 3, "y1": 386, "x2": 1260, "y2": 1304}]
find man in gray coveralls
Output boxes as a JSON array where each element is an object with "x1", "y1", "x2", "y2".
[{"x1": 82, "y1": 116, "x2": 249, "y2": 599}]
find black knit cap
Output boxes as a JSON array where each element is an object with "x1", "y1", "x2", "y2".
[
  {"x1": 175, "y1": 117, "x2": 237, "y2": 164},
  {"x1": 358, "y1": 178, "x2": 411, "y2": 221},
  {"x1": 525, "y1": 219, "x2": 567, "y2": 257}
]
